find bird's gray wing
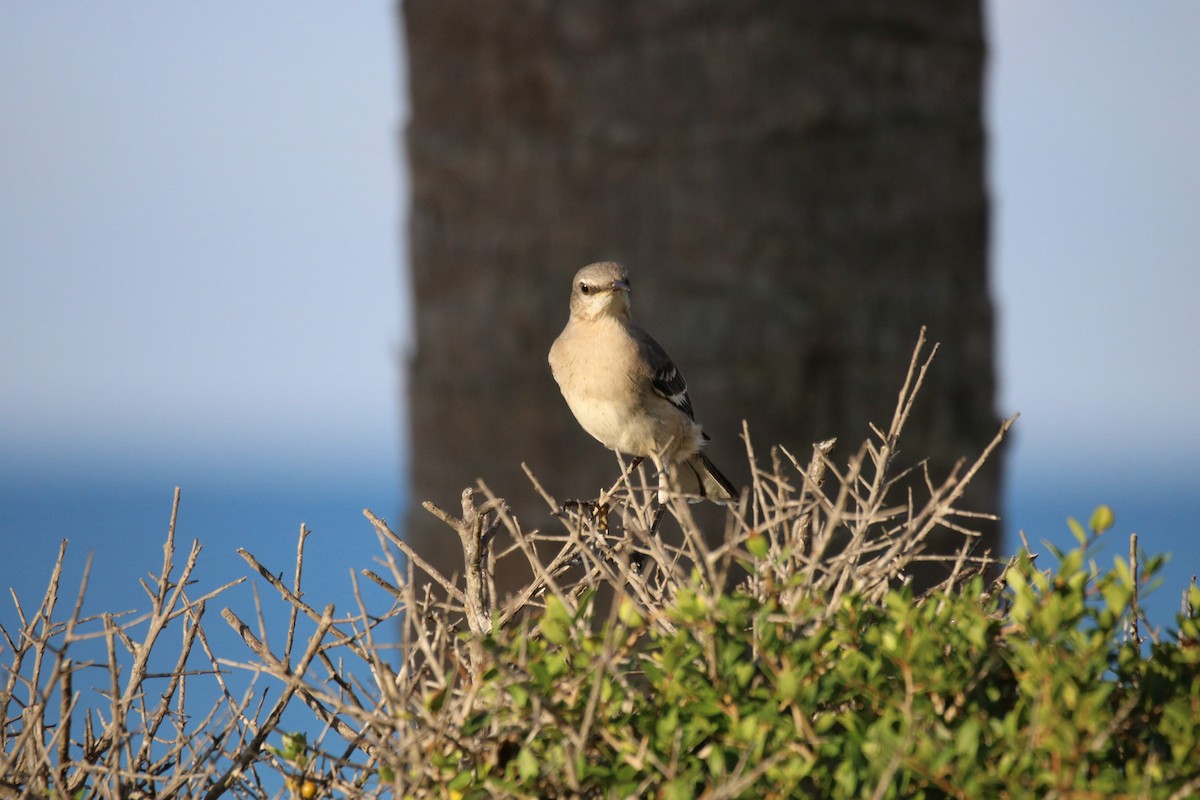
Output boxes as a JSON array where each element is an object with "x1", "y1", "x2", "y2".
[{"x1": 628, "y1": 325, "x2": 696, "y2": 420}]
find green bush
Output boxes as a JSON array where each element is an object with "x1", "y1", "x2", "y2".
[{"x1": 406, "y1": 510, "x2": 1199, "y2": 799}]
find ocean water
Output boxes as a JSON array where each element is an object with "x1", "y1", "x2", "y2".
[
  {"x1": 0, "y1": 470, "x2": 405, "y2": 634},
  {"x1": 2, "y1": 464, "x2": 1194, "y2": 637},
  {"x1": 0, "y1": 465, "x2": 408, "y2": 779},
  {"x1": 1003, "y1": 466, "x2": 1199, "y2": 629}
]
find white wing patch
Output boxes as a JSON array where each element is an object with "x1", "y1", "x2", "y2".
[{"x1": 652, "y1": 364, "x2": 695, "y2": 420}]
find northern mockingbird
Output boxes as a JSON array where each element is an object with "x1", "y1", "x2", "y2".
[{"x1": 548, "y1": 261, "x2": 738, "y2": 505}]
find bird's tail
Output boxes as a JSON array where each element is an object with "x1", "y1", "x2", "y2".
[{"x1": 665, "y1": 453, "x2": 739, "y2": 505}]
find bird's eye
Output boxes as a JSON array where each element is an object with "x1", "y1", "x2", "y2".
[{"x1": 579, "y1": 282, "x2": 592, "y2": 295}]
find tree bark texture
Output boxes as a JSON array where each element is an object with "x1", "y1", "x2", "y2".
[{"x1": 402, "y1": 1, "x2": 1001, "y2": 585}]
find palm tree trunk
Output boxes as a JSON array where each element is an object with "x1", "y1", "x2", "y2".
[{"x1": 401, "y1": 2, "x2": 1000, "y2": 586}]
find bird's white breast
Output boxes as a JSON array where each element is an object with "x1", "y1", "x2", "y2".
[{"x1": 549, "y1": 318, "x2": 699, "y2": 459}]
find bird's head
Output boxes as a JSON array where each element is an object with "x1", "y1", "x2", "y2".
[{"x1": 568, "y1": 261, "x2": 632, "y2": 321}]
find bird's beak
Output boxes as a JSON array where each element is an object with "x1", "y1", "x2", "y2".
[{"x1": 612, "y1": 279, "x2": 630, "y2": 293}]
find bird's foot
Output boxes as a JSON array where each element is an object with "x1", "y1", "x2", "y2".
[{"x1": 554, "y1": 499, "x2": 610, "y2": 524}]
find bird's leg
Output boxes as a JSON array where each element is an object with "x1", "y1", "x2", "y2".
[
  {"x1": 626, "y1": 503, "x2": 666, "y2": 576},
  {"x1": 648, "y1": 504, "x2": 666, "y2": 537},
  {"x1": 609, "y1": 454, "x2": 646, "y2": 498}
]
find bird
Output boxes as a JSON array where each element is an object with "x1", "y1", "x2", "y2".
[{"x1": 548, "y1": 261, "x2": 738, "y2": 506}]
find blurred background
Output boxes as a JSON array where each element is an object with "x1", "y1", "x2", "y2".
[{"x1": 1, "y1": 1, "x2": 1197, "y2": 632}]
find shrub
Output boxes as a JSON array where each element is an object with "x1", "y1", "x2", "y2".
[{"x1": 3, "y1": 332, "x2": 1197, "y2": 798}]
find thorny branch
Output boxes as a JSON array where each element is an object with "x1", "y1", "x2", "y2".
[{"x1": 0, "y1": 332, "x2": 1013, "y2": 798}]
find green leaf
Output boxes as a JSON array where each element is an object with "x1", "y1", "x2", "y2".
[
  {"x1": 1059, "y1": 548, "x2": 1083, "y2": 581},
  {"x1": 540, "y1": 596, "x2": 572, "y2": 645},
  {"x1": 663, "y1": 779, "x2": 697, "y2": 800},
  {"x1": 506, "y1": 683, "x2": 530, "y2": 709},
  {"x1": 462, "y1": 711, "x2": 489, "y2": 736},
  {"x1": 955, "y1": 718, "x2": 981, "y2": 761},
  {"x1": 617, "y1": 596, "x2": 645, "y2": 628},
  {"x1": 1100, "y1": 579, "x2": 1132, "y2": 616},
  {"x1": 775, "y1": 664, "x2": 800, "y2": 702},
  {"x1": 736, "y1": 714, "x2": 759, "y2": 743},
  {"x1": 280, "y1": 731, "x2": 307, "y2": 760},
  {"x1": 446, "y1": 770, "x2": 473, "y2": 791},
  {"x1": 656, "y1": 708, "x2": 679, "y2": 742},
  {"x1": 1089, "y1": 504, "x2": 1115, "y2": 535},
  {"x1": 517, "y1": 748, "x2": 539, "y2": 781},
  {"x1": 745, "y1": 531, "x2": 769, "y2": 558},
  {"x1": 674, "y1": 587, "x2": 707, "y2": 622},
  {"x1": 1067, "y1": 516, "x2": 1088, "y2": 547}
]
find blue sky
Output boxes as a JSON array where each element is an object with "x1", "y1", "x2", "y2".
[
  {"x1": 1, "y1": 3, "x2": 1197, "y2": 602},
  {"x1": 989, "y1": 1, "x2": 1200, "y2": 475},
  {"x1": 0, "y1": 2, "x2": 406, "y2": 485}
]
